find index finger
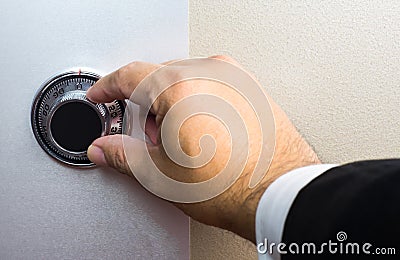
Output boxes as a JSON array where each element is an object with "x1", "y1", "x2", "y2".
[{"x1": 86, "y1": 61, "x2": 160, "y2": 103}]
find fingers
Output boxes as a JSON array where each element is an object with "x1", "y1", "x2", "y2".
[
  {"x1": 87, "y1": 134, "x2": 132, "y2": 175},
  {"x1": 86, "y1": 55, "x2": 240, "y2": 173},
  {"x1": 86, "y1": 61, "x2": 161, "y2": 103},
  {"x1": 86, "y1": 56, "x2": 237, "y2": 104}
]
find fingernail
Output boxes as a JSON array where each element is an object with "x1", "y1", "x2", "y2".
[{"x1": 87, "y1": 145, "x2": 108, "y2": 166}]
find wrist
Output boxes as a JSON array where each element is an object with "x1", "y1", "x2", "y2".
[{"x1": 226, "y1": 128, "x2": 321, "y2": 243}]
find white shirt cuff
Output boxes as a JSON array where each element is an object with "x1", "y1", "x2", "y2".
[{"x1": 256, "y1": 164, "x2": 338, "y2": 260}]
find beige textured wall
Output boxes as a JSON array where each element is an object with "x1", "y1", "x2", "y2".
[{"x1": 189, "y1": 1, "x2": 400, "y2": 259}]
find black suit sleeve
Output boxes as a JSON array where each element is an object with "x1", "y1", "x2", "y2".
[{"x1": 282, "y1": 159, "x2": 400, "y2": 260}]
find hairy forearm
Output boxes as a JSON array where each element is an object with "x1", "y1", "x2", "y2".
[{"x1": 216, "y1": 100, "x2": 321, "y2": 243}]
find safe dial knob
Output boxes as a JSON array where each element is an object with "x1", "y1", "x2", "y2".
[{"x1": 31, "y1": 69, "x2": 125, "y2": 167}]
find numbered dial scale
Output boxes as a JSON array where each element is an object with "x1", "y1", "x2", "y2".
[{"x1": 31, "y1": 70, "x2": 125, "y2": 167}]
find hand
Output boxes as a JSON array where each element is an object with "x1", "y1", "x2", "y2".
[{"x1": 86, "y1": 55, "x2": 320, "y2": 243}]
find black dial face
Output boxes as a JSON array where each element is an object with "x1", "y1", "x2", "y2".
[
  {"x1": 50, "y1": 101, "x2": 103, "y2": 152},
  {"x1": 31, "y1": 70, "x2": 125, "y2": 167}
]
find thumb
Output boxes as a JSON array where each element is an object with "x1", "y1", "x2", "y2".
[{"x1": 87, "y1": 134, "x2": 132, "y2": 176}]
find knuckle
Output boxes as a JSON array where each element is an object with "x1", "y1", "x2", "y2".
[
  {"x1": 114, "y1": 68, "x2": 127, "y2": 91},
  {"x1": 115, "y1": 62, "x2": 142, "y2": 91},
  {"x1": 210, "y1": 55, "x2": 236, "y2": 63},
  {"x1": 112, "y1": 148, "x2": 129, "y2": 175},
  {"x1": 104, "y1": 143, "x2": 130, "y2": 176},
  {"x1": 116, "y1": 63, "x2": 134, "y2": 85},
  {"x1": 160, "y1": 66, "x2": 183, "y2": 86},
  {"x1": 125, "y1": 61, "x2": 143, "y2": 71},
  {"x1": 157, "y1": 81, "x2": 192, "y2": 110}
]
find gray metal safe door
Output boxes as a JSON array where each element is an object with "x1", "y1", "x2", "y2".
[{"x1": 0, "y1": 1, "x2": 189, "y2": 259}]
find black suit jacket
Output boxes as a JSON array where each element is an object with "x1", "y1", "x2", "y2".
[{"x1": 281, "y1": 159, "x2": 400, "y2": 259}]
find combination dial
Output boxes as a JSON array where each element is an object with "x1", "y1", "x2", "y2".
[{"x1": 31, "y1": 69, "x2": 125, "y2": 167}]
